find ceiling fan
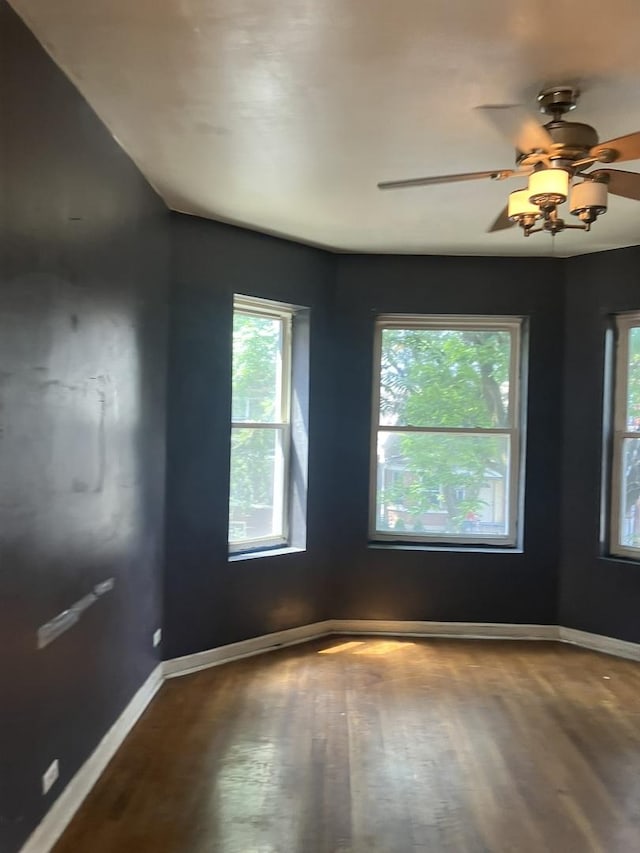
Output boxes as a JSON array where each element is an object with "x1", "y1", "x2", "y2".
[{"x1": 378, "y1": 86, "x2": 640, "y2": 238}]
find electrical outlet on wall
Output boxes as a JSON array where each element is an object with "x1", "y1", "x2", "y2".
[
  {"x1": 42, "y1": 759, "x2": 59, "y2": 795},
  {"x1": 153, "y1": 628, "x2": 162, "y2": 648}
]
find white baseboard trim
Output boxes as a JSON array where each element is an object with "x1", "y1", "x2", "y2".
[
  {"x1": 20, "y1": 620, "x2": 640, "y2": 853},
  {"x1": 163, "y1": 620, "x2": 559, "y2": 681},
  {"x1": 329, "y1": 619, "x2": 559, "y2": 641},
  {"x1": 19, "y1": 664, "x2": 163, "y2": 853},
  {"x1": 163, "y1": 620, "x2": 334, "y2": 678},
  {"x1": 559, "y1": 626, "x2": 640, "y2": 662}
]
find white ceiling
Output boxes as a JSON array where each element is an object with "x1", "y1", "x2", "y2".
[{"x1": 11, "y1": 0, "x2": 640, "y2": 256}]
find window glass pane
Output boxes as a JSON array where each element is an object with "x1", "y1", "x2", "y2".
[
  {"x1": 627, "y1": 326, "x2": 640, "y2": 433},
  {"x1": 619, "y1": 437, "x2": 640, "y2": 550},
  {"x1": 229, "y1": 427, "x2": 285, "y2": 543},
  {"x1": 375, "y1": 432, "x2": 510, "y2": 537},
  {"x1": 379, "y1": 328, "x2": 511, "y2": 428},
  {"x1": 232, "y1": 312, "x2": 283, "y2": 423}
]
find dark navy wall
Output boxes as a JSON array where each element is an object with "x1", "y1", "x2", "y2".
[
  {"x1": 164, "y1": 213, "x2": 335, "y2": 659},
  {"x1": 559, "y1": 247, "x2": 640, "y2": 643},
  {"x1": 0, "y1": 4, "x2": 168, "y2": 851},
  {"x1": 329, "y1": 254, "x2": 565, "y2": 625}
]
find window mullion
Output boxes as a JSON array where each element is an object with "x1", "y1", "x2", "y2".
[
  {"x1": 232, "y1": 422, "x2": 287, "y2": 430},
  {"x1": 377, "y1": 425, "x2": 513, "y2": 436}
]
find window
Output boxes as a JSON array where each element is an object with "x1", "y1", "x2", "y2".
[
  {"x1": 229, "y1": 296, "x2": 295, "y2": 553},
  {"x1": 370, "y1": 315, "x2": 525, "y2": 547},
  {"x1": 610, "y1": 312, "x2": 640, "y2": 559}
]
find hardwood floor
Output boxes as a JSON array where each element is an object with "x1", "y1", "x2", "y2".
[{"x1": 54, "y1": 637, "x2": 640, "y2": 853}]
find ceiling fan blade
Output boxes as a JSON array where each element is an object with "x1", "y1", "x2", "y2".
[
  {"x1": 378, "y1": 168, "x2": 519, "y2": 190},
  {"x1": 591, "y1": 132, "x2": 640, "y2": 164},
  {"x1": 487, "y1": 205, "x2": 514, "y2": 233},
  {"x1": 591, "y1": 169, "x2": 640, "y2": 201},
  {"x1": 476, "y1": 105, "x2": 553, "y2": 154}
]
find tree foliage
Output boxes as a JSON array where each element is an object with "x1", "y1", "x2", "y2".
[
  {"x1": 229, "y1": 312, "x2": 281, "y2": 540},
  {"x1": 623, "y1": 326, "x2": 640, "y2": 544},
  {"x1": 378, "y1": 328, "x2": 511, "y2": 532},
  {"x1": 231, "y1": 312, "x2": 279, "y2": 423},
  {"x1": 228, "y1": 315, "x2": 640, "y2": 545}
]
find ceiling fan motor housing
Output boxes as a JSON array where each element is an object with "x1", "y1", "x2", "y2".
[{"x1": 517, "y1": 120, "x2": 599, "y2": 166}]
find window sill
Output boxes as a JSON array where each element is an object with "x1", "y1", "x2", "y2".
[
  {"x1": 369, "y1": 542, "x2": 523, "y2": 555},
  {"x1": 228, "y1": 546, "x2": 306, "y2": 563},
  {"x1": 602, "y1": 553, "x2": 640, "y2": 566}
]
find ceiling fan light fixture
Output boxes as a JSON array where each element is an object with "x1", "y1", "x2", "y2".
[
  {"x1": 377, "y1": 85, "x2": 640, "y2": 241},
  {"x1": 528, "y1": 168, "x2": 569, "y2": 206},
  {"x1": 570, "y1": 179, "x2": 608, "y2": 220},
  {"x1": 508, "y1": 188, "x2": 540, "y2": 220}
]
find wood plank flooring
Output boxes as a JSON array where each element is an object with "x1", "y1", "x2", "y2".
[{"x1": 54, "y1": 638, "x2": 640, "y2": 853}]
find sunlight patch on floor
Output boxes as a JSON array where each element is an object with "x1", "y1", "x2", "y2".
[
  {"x1": 319, "y1": 639, "x2": 415, "y2": 656},
  {"x1": 352, "y1": 640, "x2": 415, "y2": 656},
  {"x1": 318, "y1": 641, "x2": 365, "y2": 654}
]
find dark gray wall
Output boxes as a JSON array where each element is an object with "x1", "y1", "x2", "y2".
[
  {"x1": 329, "y1": 255, "x2": 565, "y2": 624},
  {"x1": 164, "y1": 213, "x2": 336, "y2": 659},
  {"x1": 559, "y1": 247, "x2": 640, "y2": 643},
  {"x1": 0, "y1": 4, "x2": 168, "y2": 851}
]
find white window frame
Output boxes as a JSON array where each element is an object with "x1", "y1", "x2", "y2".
[
  {"x1": 610, "y1": 311, "x2": 640, "y2": 560},
  {"x1": 229, "y1": 295, "x2": 293, "y2": 553},
  {"x1": 369, "y1": 314, "x2": 524, "y2": 547}
]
